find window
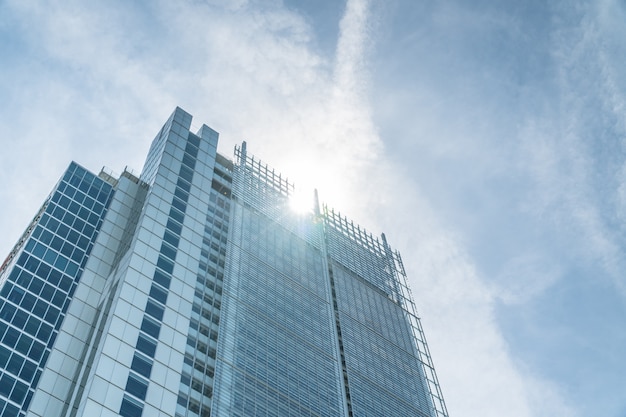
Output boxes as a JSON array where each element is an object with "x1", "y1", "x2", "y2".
[
  {"x1": 131, "y1": 353, "x2": 153, "y2": 378},
  {"x1": 153, "y1": 270, "x2": 171, "y2": 289},
  {"x1": 159, "y1": 243, "x2": 177, "y2": 262},
  {"x1": 120, "y1": 395, "x2": 144, "y2": 417},
  {"x1": 182, "y1": 153, "x2": 196, "y2": 170},
  {"x1": 145, "y1": 300, "x2": 164, "y2": 322},
  {"x1": 19, "y1": 359, "x2": 37, "y2": 382},
  {"x1": 136, "y1": 334, "x2": 157, "y2": 358},
  {"x1": 174, "y1": 187, "x2": 189, "y2": 202},
  {"x1": 156, "y1": 256, "x2": 174, "y2": 275},
  {"x1": 168, "y1": 211, "x2": 184, "y2": 227},
  {"x1": 9, "y1": 380, "x2": 28, "y2": 403},
  {"x1": 149, "y1": 285, "x2": 167, "y2": 305},
  {"x1": 27, "y1": 341, "x2": 44, "y2": 362},
  {"x1": 165, "y1": 219, "x2": 183, "y2": 235},
  {"x1": 172, "y1": 197, "x2": 186, "y2": 213},
  {"x1": 176, "y1": 178, "x2": 191, "y2": 193},
  {"x1": 163, "y1": 230, "x2": 180, "y2": 248},
  {"x1": 140, "y1": 317, "x2": 161, "y2": 339},
  {"x1": 6, "y1": 353, "x2": 24, "y2": 375},
  {"x1": 179, "y1": 165, "x2": 194, "y2": 183},
  {"x1": 3, "y1": 327, "x2": 19, "y2": 348},
  {"x1": 125, "y1": 373, "x2": 148, "y2": 401}
]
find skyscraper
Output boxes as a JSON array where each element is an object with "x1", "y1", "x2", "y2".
[{"x1": 0, "y1": 107, "x2": 447, "y2": 417}]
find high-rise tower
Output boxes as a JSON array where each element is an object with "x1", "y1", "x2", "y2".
[{"x1": 0, "y1": 107, "x2": 447, "y2": 417}]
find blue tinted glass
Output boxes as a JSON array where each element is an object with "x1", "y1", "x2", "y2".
[
  {"x1": 176, "y1": 178, "x2": 191, "y2": 193},
  {"x1": 16, "y1": 334, "x2": 33, "y2": 355},
  {"x1": 28, "y1": 278, "x2": 44, "y2": 296},
  {"x1": 166, "y1": 218, "x2": 182, "y2": 234},
  {"x1": 152, "y1": 270, "x2": 171, "y2": 289},
  {"x1": 187, "y1": 133, "x2": 200, "y2": 149},
  {"x1": 125, "y1": 374, "x2": 148, "y2": 400},
  {"x1": 159, "y1": 244, "x2": 176, "y2": 261},
  {"x1": 28, "y1": 341, "x2": 44, "y2": 362},
  {"x1": 48, "y1": 269, "x2": 62, "y2": 286},
  {"x1": 172, "y1": 197, "x2": 186, "y2": 213},
  {"x1": 148, "y1": 285, "x2": 167, "y2": 304},
  {"x1": 19, "y1": 359, "x2": 36, "y2": 382},
  {"x1": 181, "y1": 153, "x2": 196, "y2": 169},
  {"x1": 20, "y1": 293, "x2": 35, "y2": 310},
  {"x1": 6, "y1": 353, "x2": 23, "y2": 374},
  {"x1": 119, "y1": 396, "x2": 143, "y2": 417},
  {"x1": 0, "y1": 373, "x2": 15, "y2": 396},
  {"x1": 51, "y1": 291, "x2": 66, "y2": 308},
  {"x1": 24, "y1": 317, "x2": 40, "y2": 337},
  {"x1": 0, "y1": 301, "x2": 16, "y2": 321},
  {"x1": 0, "y1": 346, "x2": 10, "y2": 367},
  {"x1": 170, "y1": 207, "x2": 185, "y2": 224},
  {"x1": 60, "y1": 242, "x2": 73, "y2": 257},
  {"x1": 140, "y1": 317, "x2": 161, "y2": 339},
  {"x1": 174, "y1": 187, "x2": 189, "y2": 202},
  {"x1": 131, "y1": 353, "x2": 152, "y2": 378},
  {"x1": 3, "y1": 327, "x2": 19, "y2": 347},
  {"x1": 162, "y1": 230, "x2": 179, "y2": 248},
  {"x1": 145, "y1": 300, "x2": 164, "y2": 322},
  {"x1": 36, "y1": 323, "x2": 52, "y2": 342},
  {"x1": 11, "y1": 310, "x2": 27, "y2": 329},
  {"x1": 9, "y1": 380, "x2": 27, "y2": 403},
  {"x1": 59, "y1": 276, "x2": 72, "y2": 292},
  {"x1": 3, "y1": 402, "x2": 19, "y2": 417},
  {"x1": 179, "y1": 165, "x2": 194, "y2": 182},
  {"x1": 136, "y1": 335, "x2": 157, "y2": 358},
  {"x1": 40, "y1": 284, "x2": 55, "y2": 302},
  {"x1": 156, "y1": 257, "x2": 174, "y2": 275},
  {"x1": 32, "y1": 300, "x2": 47, "y2": 318}
]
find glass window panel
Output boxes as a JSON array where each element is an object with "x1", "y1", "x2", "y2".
[
  {"x1": 140, "y1": 317, "x2": 161, "y2": 339},
  {"x1": 174, "y1": 187, "x2": 189, "y2": 202},
  {"x1": 131, "y1": 353, "x2": 153, "y2": 378},
  {"x1": 11, "y1": 310, "x2": 28, "y2": 329},
  {"x1": 125, "y1": 374, "x2": 148, "y2": 401},
  {"x1": 166, "y1": 217, "x2": 183, "y2": 234},
  {"x1": 179, "y1": 165, "x2": 194, "y2": 182},
  {"x1": 145, "y1": 300, "x2": 164, "y2": 322},
  {"x1": 136, "y1": 334, "x2": 157, "y2": 358},
  {"x1": 0, "y1": 303, "x2": 16, "y2": 322},
  {"x1": 120, "y1": 395, "x2": 144, "y2": 417},
  {"x1": 20, "y1": 292, "x2": 36, "y2": 310},
  {"x1": 177, "y1": 178, "x2": 191, "y2": 193},
  {"x1": 156, "y1": 256, "x2": 174, "y2": 275},
  {"x1": 0, "y1": 373, "x2": 15, "y2": 396},
  {"x1": 3, "y1": 327, "x2": 20, "y2": 347},
  {"x1": 148, "y1": 285, "x2": 167, "y2": 305},
  {"x1": 152, "y1": 270, "x2": 171, "y2": 290},
  {"x1": 27, "y1": 341, "x2": 44, "y2": 362},
  {"x1": 9, "y1": 380, "x2": 28, "y2": 404},
  {"x1": 159, "y1": 243, "x2": 176, "y2": 261},
  {"x1": 163, "y1": 230, "x2": 179, "y2": 248},
  {"x1": 170, "y1": 207, "x2": 185, "y2": 224},
  {"x1": 19, "y1": 359, "x2": 37, "y2": 382},
  {"x1": 0, "y1": 346, "x2": 10, "y2": 367},
  {"x1": 6, "y1": 353, "x2": 24, "y2": 375},
  {"x1": 172, "y1": 197, "x2": 186, "y2": 213}
]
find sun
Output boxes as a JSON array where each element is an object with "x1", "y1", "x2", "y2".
[{"x1": 288, "y1": 187, "x2": 314, "y2": 214}]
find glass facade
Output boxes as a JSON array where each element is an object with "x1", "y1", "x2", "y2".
[
  {"x1": 0, "y1": 163, "x2": 114, "y2": 417},
  {"x1": 0, "y1": 107, "x2": 447, "y2": 417}
]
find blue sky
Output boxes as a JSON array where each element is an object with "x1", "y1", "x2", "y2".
[{"x1": 1, "y1": 0, "x2": 625, "y2": 416}]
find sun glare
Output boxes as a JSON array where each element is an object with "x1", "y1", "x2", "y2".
[{"x1": 289, "y1": 188, "x2": 314, "y2": 214}]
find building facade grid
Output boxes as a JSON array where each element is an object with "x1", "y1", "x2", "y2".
[{"x1": 0, "y1": 107, "x2": 447, "y2": 417}]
